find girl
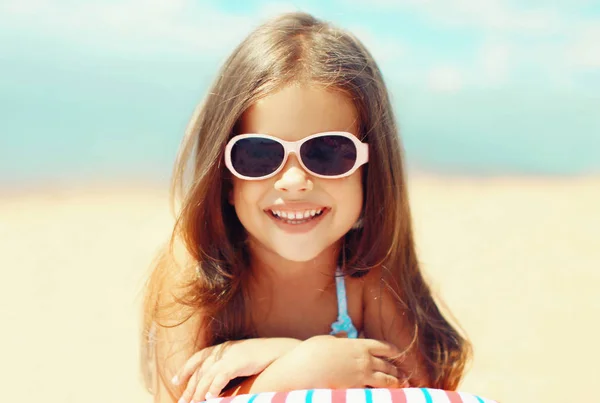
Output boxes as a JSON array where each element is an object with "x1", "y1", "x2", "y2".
[{"x1": 140, "y1": 11, "x2": 471, "y2": 403}]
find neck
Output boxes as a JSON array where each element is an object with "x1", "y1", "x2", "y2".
[
  {"x1": 245, "y1": 236, "x2": 342, "y2": 296},
  {"x1": 244, "y1": 237, "x2": 343, "y2": 338}
]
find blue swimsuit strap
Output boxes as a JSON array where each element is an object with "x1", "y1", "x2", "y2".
[{"x1": 330, "y1": 266, "x2": 358, "y2": 338}]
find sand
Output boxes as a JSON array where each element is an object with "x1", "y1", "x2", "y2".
[{"x1": 1, "y1": 176, "x2": 598, "y2": 403}]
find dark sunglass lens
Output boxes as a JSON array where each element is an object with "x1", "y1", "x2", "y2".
[
  {"x1": 230, "y1": 138, "x2": 284, "y2": 177},
  {"x1": 300, "y1": 135, "x2": 357, "y2": 176}
]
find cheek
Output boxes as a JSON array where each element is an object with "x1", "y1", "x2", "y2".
[
  {"x1": 231, "y1": 179, "x2": 264, "y2": 212},
  {"x1": 328, "y1": 172, "x2": 364, "y2": 214}
]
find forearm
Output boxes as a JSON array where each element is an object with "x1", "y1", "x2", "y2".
[
  {"x1": 223, "y1": 338, "x2": 320, "y2": 395},
  {"x1": 224, "y1": 335, "x2": 412, "y2": 396},
  {"x1": 221, "y1": 338, "x2": 306, "y2": 396},
  {"x1": 224, "y1": 357, "x2": 309, "y2": 395}
]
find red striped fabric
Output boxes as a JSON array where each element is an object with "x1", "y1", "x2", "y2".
[
  {"x1": 445, "y1": 391, "x2": 464, "y2": 403},
  {"x1": 271, "y1": 391, "x2": 289, "y2": 403},
  {"x1": 389, "y1": 388, "x2": 408, "y2": 403},
  {"x1": 208, "y1": 388, "x2": 496, "y2": 403},
  {"x1": 331, "y1": 389, "x2": 347, "y2": 403}
]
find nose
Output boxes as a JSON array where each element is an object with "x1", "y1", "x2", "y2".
[{"x1": 274, "y1": 155, "x2": 314, "y2": 193}]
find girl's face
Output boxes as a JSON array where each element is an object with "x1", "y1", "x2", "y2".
[{"x1": 229, "y1": 84, "x2": 364, "y2": 263}]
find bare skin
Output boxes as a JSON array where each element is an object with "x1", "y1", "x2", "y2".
[{"x1": 156, "y1": 84, "x2": 428, "y2": 402}]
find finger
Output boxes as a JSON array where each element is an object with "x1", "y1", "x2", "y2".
[
  {"x1": 205, "y1": 371, "x2": 234, "y2": 400},
  {"x1": 213, "y1": 341, "x2": 233, "y2": 361},
  {"x1": 371, "y1": 357, "x2": 401, "y2": 379},
  {"x1": 366, "y1": 371, "x2": 407, "y2": 389},
  {"x1": 179, "y1": 369, "x2": 201, "y2": 403},
  {"x1": 174, "y1": 347, "x2": 215, "y2": 385},
  {"x1": 363, "y1": 339, "x2": 402, "y2": 359},
  {"x1": 192, "y1": 367, "x2": 227, "y2": 403}
]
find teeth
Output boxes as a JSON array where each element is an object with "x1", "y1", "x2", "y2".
[{"x1": 268, "y1": 208, "x2": 325, "y2": 221}]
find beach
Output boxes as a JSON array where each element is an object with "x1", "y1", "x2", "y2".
[{"x1": 1, "y1": 175, "x2": 598, "y2": 403}]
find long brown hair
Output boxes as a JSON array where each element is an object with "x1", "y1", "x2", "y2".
[{"x1": 141, "y1": 11, "x2": 471, "y2": 395}]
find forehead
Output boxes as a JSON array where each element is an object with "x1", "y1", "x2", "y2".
[{"x1": 238, "y1": 84, "x2": 359, "y2": 141}]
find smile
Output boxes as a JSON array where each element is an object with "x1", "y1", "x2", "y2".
[{"x1": 265, "y1": 207, "x2": 329, "y2": 226}]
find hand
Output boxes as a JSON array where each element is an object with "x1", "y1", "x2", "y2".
[
  {"x1": 261, "y1": 335, "x2": 410, "y2": 390},
  {"x1": 173, "y1": 338, "x2": 300, "y2": 403}
]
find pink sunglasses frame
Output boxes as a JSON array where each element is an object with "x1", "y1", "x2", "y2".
[{"x1": 224, "y1": 131, "x2": 369, "y2": 180}]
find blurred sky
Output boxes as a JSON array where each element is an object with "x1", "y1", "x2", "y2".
[{"x1": 0, "y1": 0, "x2": 599, "y2": 186}]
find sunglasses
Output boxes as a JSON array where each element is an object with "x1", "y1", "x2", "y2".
[{"x1": 224, "y1": 131, "x2": 369, "y2": 180}]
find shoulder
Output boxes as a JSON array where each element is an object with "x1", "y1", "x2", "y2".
[
  {"x1": 361, "y1": 266, "x2": 408, "y2": 339},
  {"x1": 150, "y1": 237, "x2": 199, "y2": 305},
  {"x1": 153, "y1": 236, "x2": 207, "y2": 328},
  {"x1": 360, "y1": 265, "x2": 414, "y2": 355},
  {"x1": 144, "y1": 236, "x2": 208, "y2": 345},
  {"x1": 360, "y1": 265, "x2": 431, "y2": 386},
  {"x1": 144, "y1": 235, "x2": 207, "y2": 339},
  {"x1": 142, "y1": 238, "x2": 209, "y2": 399},
  {"x1": 361, "y1": 266, "x2": 405, "y2": 312}
]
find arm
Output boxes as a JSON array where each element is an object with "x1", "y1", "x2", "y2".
[
  {"x1": 222, "y1": 345, "x2": 314, "y2": 395},
  {"x1": 177, "y1": 337, "x2": 303, "y2": 401},
  {"x1": 224, "y1": 335, "x2": 407, "y2": 395},
  {"x1": 362, "y1": 267, "x2": 431, "y2": 387},
  {"x1": 142, "y1": 240, "x2": 211, "y2": 403},
  {"x1": 150, "y1": 312, "x2": 207, "y2": 403}
]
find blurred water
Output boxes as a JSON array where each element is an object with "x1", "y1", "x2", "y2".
[
  {"x1": 1, "y1": 19, "x2": 599, "y2": 186},
  {"x1": 397, "y1": 87, "x2": 600, "y2": 176}
]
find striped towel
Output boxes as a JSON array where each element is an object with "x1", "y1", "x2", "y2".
[{"x1": 204, "y1": 388, "x2": 497, "y2": 403}]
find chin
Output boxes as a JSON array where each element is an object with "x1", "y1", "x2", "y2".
[{"x1": 272, "y1": 244, "x2": 327, "y2": 263}]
